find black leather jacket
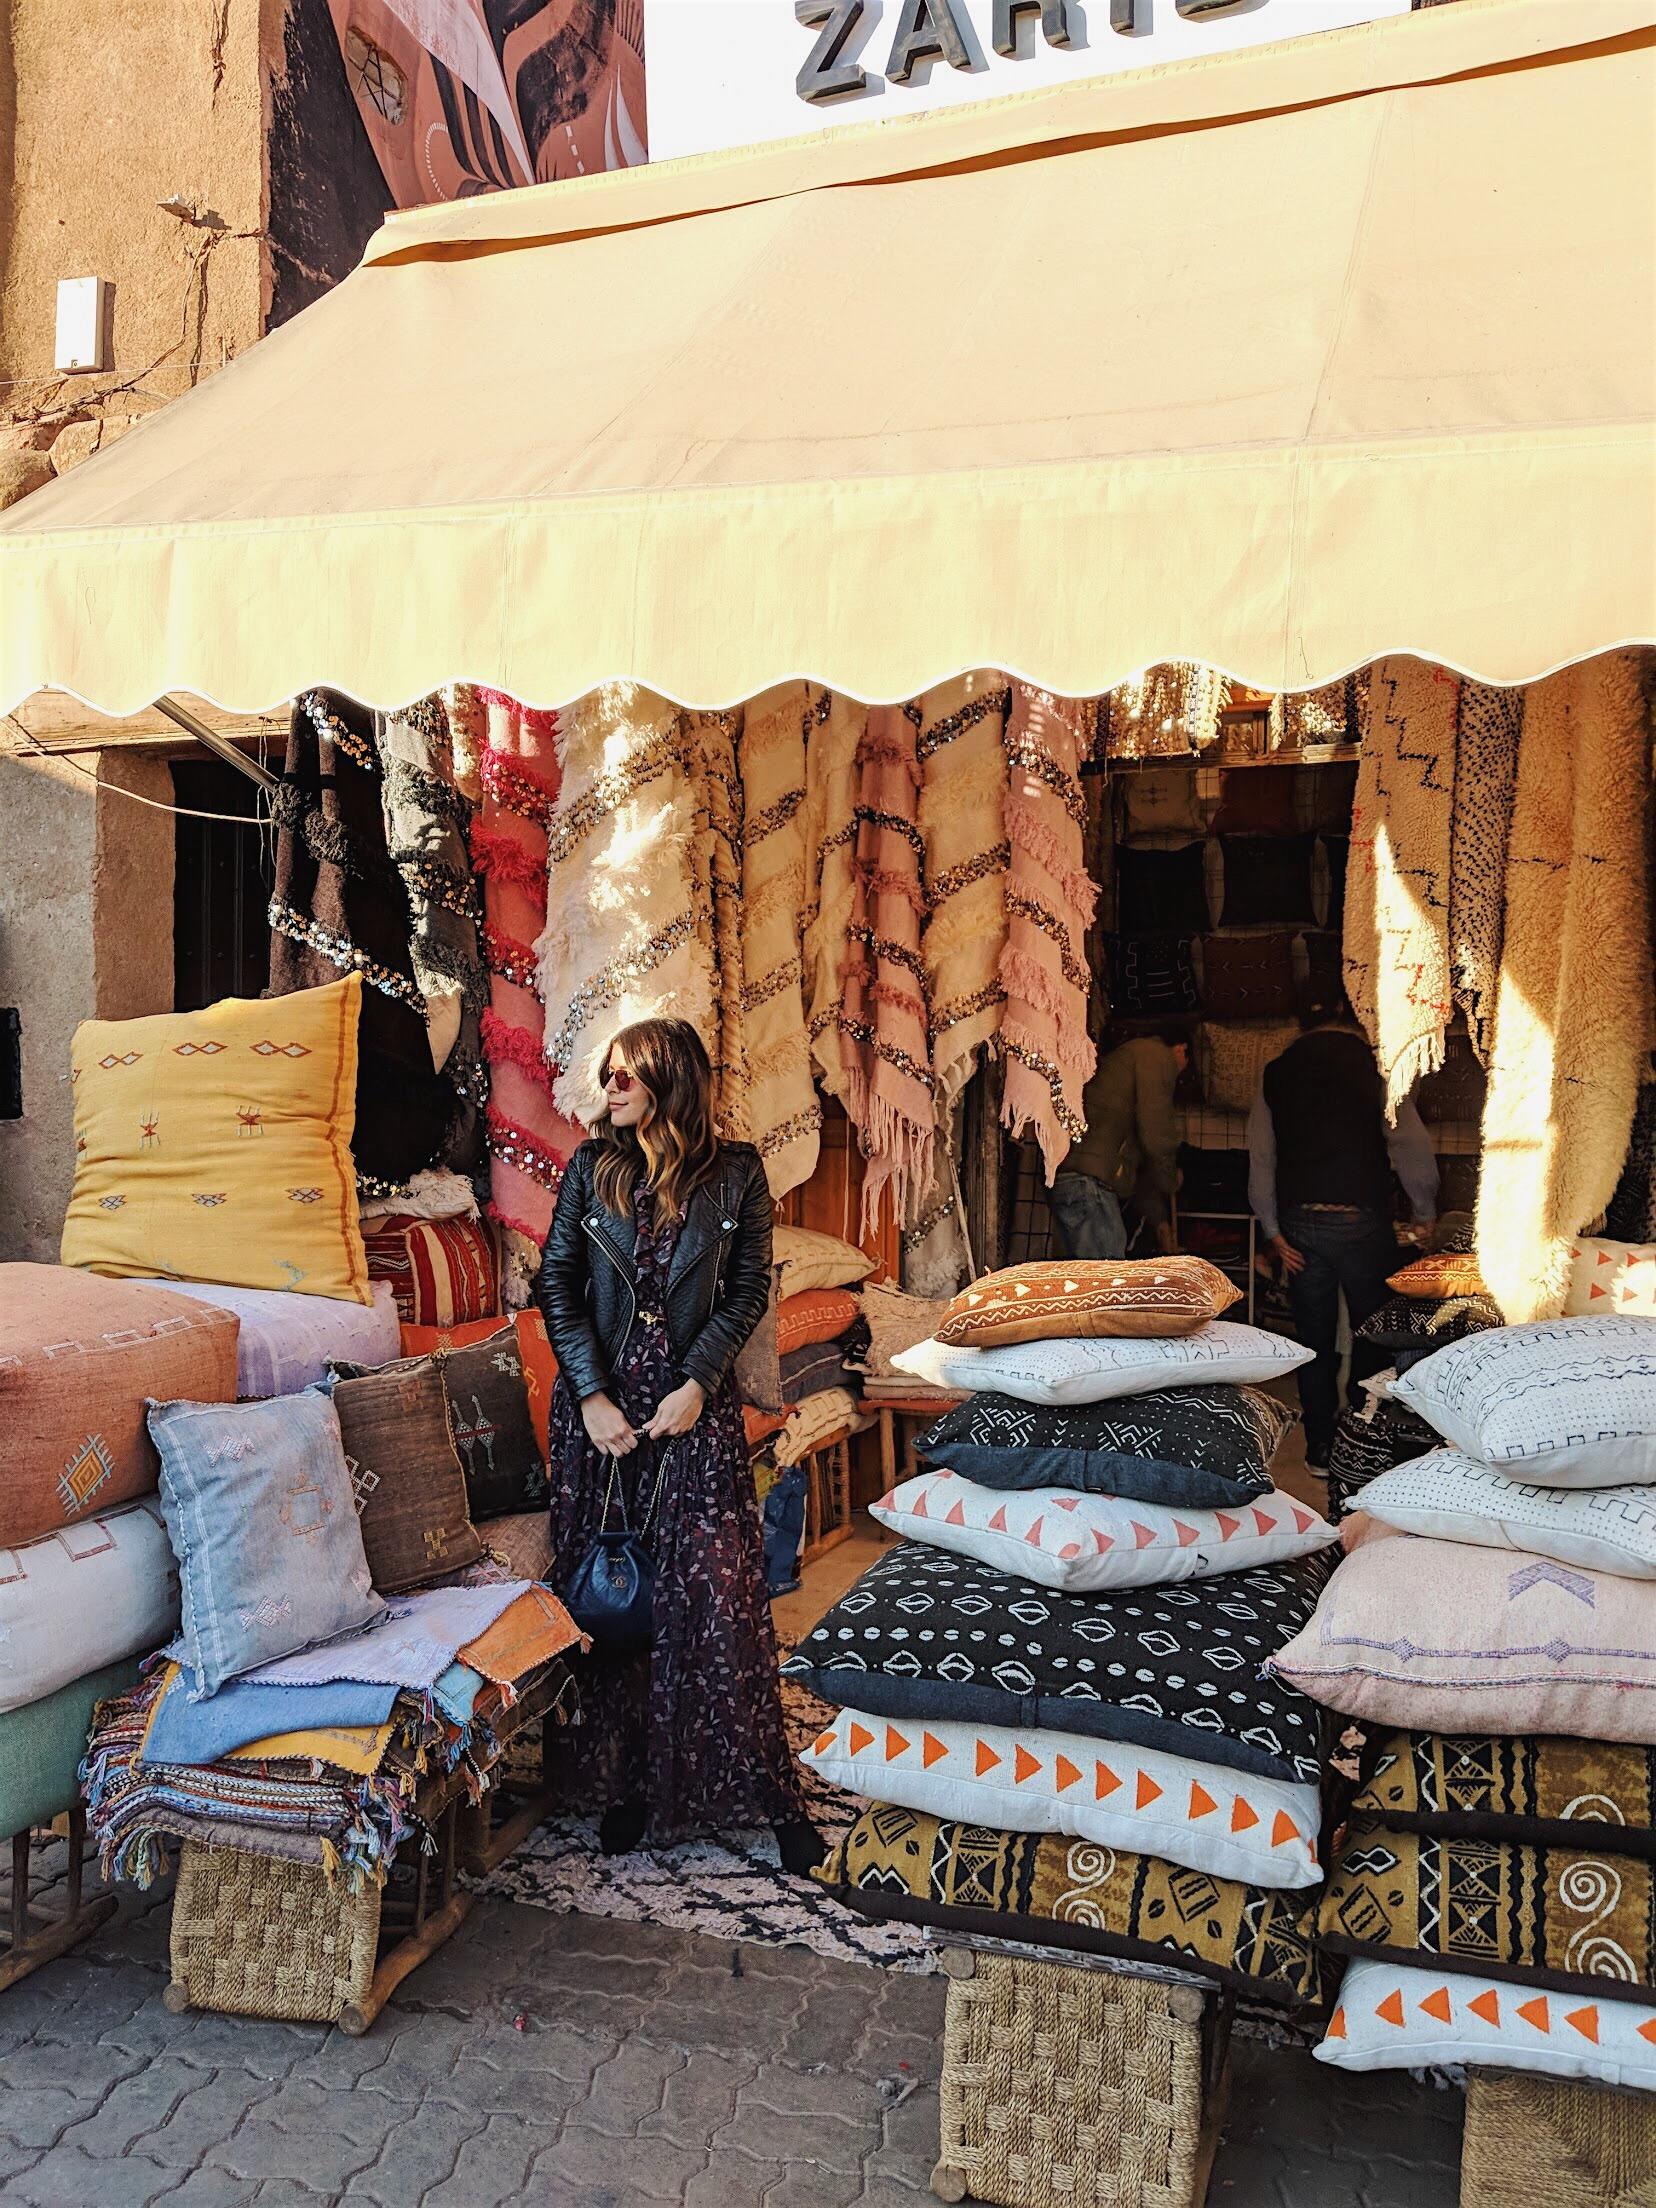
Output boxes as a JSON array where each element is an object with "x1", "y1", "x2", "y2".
[{"x1": 535, "y1": 1140, "x2": 773, "y2": 1404}]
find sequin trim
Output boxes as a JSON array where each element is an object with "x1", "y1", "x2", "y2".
[
  {"x1": 836, "y1": 1017, "x2": 936, "y2": 1092},
  {"x1": 397, "y1": 855, "x2": 483, "y2": 923},
  {"x1": 1004, "y1": 887, "x2": 1090, "y2": 994},
  {"x1": 916, "y1": 688, "x2": 1011, "y2": 763},
  {"x1": 756, "y1": 1105, "x2": 822, "y2": 1158},
  {"x1": 847, "y1": 926, "x2": 928, "y2": 988},
  {"x1": 544, "y1": 723, "x2": 690, "y2": 868},
  {"x1": 481, "y1": 750, "x2": 559, "y2": 824},
  {"x1": 481, "y1": 924, "x2": 541, "y2": 995},
  {"x1": 928, "y1": 843, "x2": 1011, "y2": 908},
  {"x1": 544, "y1": 913, "x2": 696, "y2": 1070},
  {"x1": 486, "y1": 1109, "x2": 568, "y2": 1193},
  {"x1": 858, "y1": 810, "x2": 928, "y2": 867},
  {"x1": 743, "y1": 788, "x2": 806, "y2": 847},
  {"x1": 1004, "y1": 1040, "x2": 1087, "y2": 1142},
  {"x1": 266, "y1": 899, "x2": 423, "y2": 1008},
  {"x1": 933, "y1": 981, "x2": 1007, "y2": 1034},
  {"x1": 299, "y1": 691, "x2": 378, "y2": 773},
  {"x1": 742, "y1": 962, "x2": 801, "y2": 1015}
]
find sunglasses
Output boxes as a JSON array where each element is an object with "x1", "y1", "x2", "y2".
[{"x1": 603, "y1": 1066, "x2": 637, "y2": 1095}]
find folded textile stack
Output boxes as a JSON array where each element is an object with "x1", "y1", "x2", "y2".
[
  {"x1": 844, "y1": 1281, "x2": 956, "y2": 1408},
  {"x1": 83, "y1": 1582, "x2": 582, "y2": 1890},
  {"x1": 737, "y1": 1226, "x2": 876, "y2": 1415},
  {"x1": 1270, "y1": 1314, "x2": 1656, "y2": 2090},
  {"x1": 789, "y1": 1258, "x2": 1344, "y2": 2007},
  {"x1": 0, "y1": 1267, "x2": 241, "y2": 1849}
]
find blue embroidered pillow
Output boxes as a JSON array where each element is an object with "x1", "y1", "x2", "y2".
[{"x1": 148, "y1": 1384, "x2": 383, "y2": 1699}]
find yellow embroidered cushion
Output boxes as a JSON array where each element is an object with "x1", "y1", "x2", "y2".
[
  {"x1": 935, "y1": 1256, "x2": 1240, "y2": 1348},
  {"x1": 61, "y1": 976, "x2": 370, "y2": 1305}
]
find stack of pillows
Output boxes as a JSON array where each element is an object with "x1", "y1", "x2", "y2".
[
  {"x1": 0, "y1": 1266, "x2": 241, "y2": 1845},
  {"x1": 737, "y1": 1226, "x2": 876, "y2": 1432},
  {"x1": 1268, "y1": 1310, "x2": 1656, "y2": 2090},
  {"x1": 786, "y1": 1257, "x2": 1345, "y2": 2009}
]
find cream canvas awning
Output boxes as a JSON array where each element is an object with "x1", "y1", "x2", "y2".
[{"x1": 1, "y1": 0, "x2": 1652, "y2": 716}]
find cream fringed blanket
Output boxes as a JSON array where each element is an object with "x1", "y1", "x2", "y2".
[
  {"x1": 536, "y1": 686, "x2": 716, "y2": 1127},
  {"x1": 999, "y1": 686, "x2": 1099, "y2": 1180},
  {"x1": 1448, "y1": 682, "x2": 1524, "y2": 1067},
  {"x1": 803, "y1": 693, "x2": 865, "y2": 1112},
  {"x1": 686, "y1": 708, "x2": 748, "y2": 1140},
  {"x1": 1476, "y1": 652, "x2": 1652, "y2": 1323},
  {"x1": 918, "y1": 675, "x2": 1011, "y2": 1110},
  {"x1": 738, "y1": 684, "x2": 823, "y2": 1199},
  {"x1": 841, "y1": 707, "x2": 936, "y2": 1235},
  {"x1": 1344, "y1": 658, "x2": 1460, "y2": 1117}
]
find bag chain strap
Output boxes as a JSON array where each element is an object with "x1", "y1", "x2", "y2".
[{"x1": 598, "y1": 1434, "x2": 675, "y2": 1542}]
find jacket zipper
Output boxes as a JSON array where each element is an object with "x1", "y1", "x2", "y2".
[{"x1": 583, "y1": 1217, "x2": 638, "y2": 1361}]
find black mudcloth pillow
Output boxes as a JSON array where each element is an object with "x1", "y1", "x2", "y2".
[
  {"x1": 1109, "y1": 935, "x2": 1200, "y2": 1018},
  {"x1": 914, "y1": 1385, "x2": 1290, "y2": 1509},
  {"x1": 1114, "y1": 844, "x2": 1209, "y2": 937},
  {"x1": 1355, "y1": 1294, "x2": 1502, "y2": 1373},
  {"x1": 782, "y1": 1540, "x2": 1332, "y2": 1785}
]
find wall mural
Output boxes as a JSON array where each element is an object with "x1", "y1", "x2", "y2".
[{"x1": 327, "y1": 0, "x2": 646, "y2": 206}]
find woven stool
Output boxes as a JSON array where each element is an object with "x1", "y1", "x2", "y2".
[
  {"x1": 930, "y1": 1948, "x2": 1230, "y2": 2208},
  {"x1": 1462, "y1": 2070, "x2": 1656, "y2": 2208},
  {"x1": 166, "y1": 1844, "x2": 381, "y2": 2025}
]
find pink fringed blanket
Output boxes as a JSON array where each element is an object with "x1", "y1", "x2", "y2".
[
  {"x1": 840, "y1": 706, "x2": 936, "y2": 1235},
  {"x1": 468, "y1": 691, "x2": 583, "y2": 1255},
  {"x1": 999, "y1": 686, "x2": 1099, "y2": 1179}
]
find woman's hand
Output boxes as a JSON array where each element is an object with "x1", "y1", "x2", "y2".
[
  {"x1": 582, "y1": 1392, "x2": 637, "y2": 1456},
  {"x1": 644, "y1": 1380, "x2": 705, "y2": 1440}
]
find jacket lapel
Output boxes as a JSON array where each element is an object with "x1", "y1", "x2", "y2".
[
  {"x1": 584, "y1": 1198, "x2": 637, "y2": 1285},
  {"x1": 667, "y1": 1159, "x2": 739, "y2": 1292}
]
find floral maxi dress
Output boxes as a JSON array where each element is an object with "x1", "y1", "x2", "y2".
[{"x1": 546, "y1": 1186, "x2": 806, "y2": 1839}]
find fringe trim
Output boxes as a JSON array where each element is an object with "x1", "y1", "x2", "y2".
[
  {"x1": 998, "y1": 969, "x2": 1096, "y2": 1076},
  {"x1": 480, "y1": 1008, "x2": 556, "y2": 1090},
  {"x1": 1382, "y1": 1025, "x2": 1447, "y2": 1127},
  {"x1": 747, "y1": 1029, "x2": 811, "y2": 1085},
  {"x1": 485, "y1": 1107, "x2": 569, "y2": 1190},
  {"x1": 861, "y1": 1088, "x2": 934, "y2": 1240},
  {"x1": 1005, "y1": 797, "x2": 1099, "y2": 925},
  {"x1": 870, "y1": 977, "x2": 929, "y2": 1024},
  {"x1": 747, "y1": 860, "x2": 807, "y2": 933},
  {"x1": 469, "y1": 823, "x2": 549, "y2": 893},
  {"x1": 853, "y1": 862, "x2": 928, "y2": 916}
]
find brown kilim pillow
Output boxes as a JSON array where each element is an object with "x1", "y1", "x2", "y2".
[
  {"x1": 934, "y1": 1257, "x2": 1240, "y2": 1349},
  {"x1": 1387, "y1": 1253, "x2": 1490, "y2": 1303},
  {"x1": 330, "y1": 1361, "x2": 484, "y2": 1593}
]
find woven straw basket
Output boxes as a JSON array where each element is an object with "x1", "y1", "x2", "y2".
[
  {"x1": 1462, "y1": 2071, "x2": 1656, "y2": 2208},
  {"x1": 931, "y1": 1949, "x2": 1230, "y2": 2208},
  {"x1": 167, "y1": 1842, "x2": 381, "y2": 2024}
]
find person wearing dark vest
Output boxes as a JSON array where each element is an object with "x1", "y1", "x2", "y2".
[{"x1": 1248, "y1": 997, "x2": 1438, "y2": 1469}]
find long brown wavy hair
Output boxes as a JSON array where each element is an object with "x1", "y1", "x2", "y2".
[{"x1": 590, "y1": 1017, "x2": 721, "y2": 1225}]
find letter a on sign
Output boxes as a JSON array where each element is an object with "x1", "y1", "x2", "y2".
[{"x1": 887, "y1": 0, "x2": 974, "y2": 84}]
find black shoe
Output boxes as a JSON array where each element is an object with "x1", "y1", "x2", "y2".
[
  {"x1": 599, "y1": 1798, "x2": 648, "y2": 1856},
  {"x1": 773, "y1": 1818, "x2": 828, "y2": 1878}
]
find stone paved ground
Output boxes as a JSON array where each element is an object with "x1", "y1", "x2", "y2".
[{"x1": 0, "y1": 1864, "x2": 1463, "y2": 2207}]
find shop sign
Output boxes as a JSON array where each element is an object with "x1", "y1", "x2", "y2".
[{"x1": 645, "y1": 0, "x2": 1411, "y2": 162}]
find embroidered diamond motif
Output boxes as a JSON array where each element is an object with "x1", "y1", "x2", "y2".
[
  {"x1": 57, "y1": 1435, "x2": 116, "y2": 1516},
  {"x1": 287, "y1": 1187, "x2": 324, "y2": 1204},
  {"x1": 172, "y1": 1041, "x2": 226, "y2": 1057},
  {"x1": 280, "y1": 1474, "x2": 333, "y2": 1538},
  {"x1": 251, "y1": 1040, "x2": 312, "y2": 1058},
  {"x1": 97, "y1": 1194, "x2": 126, "y2": 1211},
  {"x1": 97, "y1": 1052, "x2": 142, "y2": 1070},
  {"x1": 191, "y1": 1193, "x2": 228, "y2": 1207},
  {"x1": 423, "y1": 1526, "x2": 451, "y2": 1560},
  {"x1": 346, "y1": 1456, "x2": 381, "y2": 1513},
  {"x1": 238, "y1": 1595, "x2": 292, "y2": 1630}
]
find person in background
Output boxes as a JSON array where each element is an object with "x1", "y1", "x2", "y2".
[
  {"x1": 1249, "y1": 995, "x2": 1438, "y2": 1470},
  {"x1": 1051, "y1": 1026, "x2": 1190, "y2": 1261}
]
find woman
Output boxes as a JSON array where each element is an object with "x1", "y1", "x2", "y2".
[{"x1": 536, "y1": 1016, "x2": 824, "y2": 1872}]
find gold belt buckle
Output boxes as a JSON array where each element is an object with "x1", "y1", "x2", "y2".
[{"x1": 638, "y1": 1308, "x2": 661, "y2": 1326}]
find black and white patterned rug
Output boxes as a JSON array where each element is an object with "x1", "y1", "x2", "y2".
[{"x1": 474, "y1": 1670, "x2": 935, "y2": 1972}]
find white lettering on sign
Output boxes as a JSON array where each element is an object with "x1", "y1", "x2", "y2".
[{"x1": 645, "y1": 0, "x2": 1412, "y2": 163}]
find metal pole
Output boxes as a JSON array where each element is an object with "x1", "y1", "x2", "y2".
[{"x1": 154, "y1": 695, "x2": 280, "y2": 788}]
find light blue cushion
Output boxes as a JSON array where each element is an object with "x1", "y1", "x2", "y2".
[{"x1": 147, "y1": 1384, "x2": 384, "y2": 1700}]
